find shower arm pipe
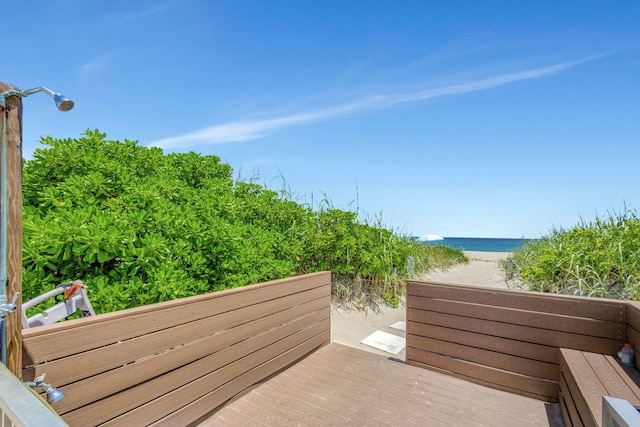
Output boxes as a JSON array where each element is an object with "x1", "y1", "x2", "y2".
[{"x1": 21, "y1": 87, "x2": 53, "y2": 97}]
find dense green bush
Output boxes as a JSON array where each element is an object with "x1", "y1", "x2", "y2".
[
  {"x1": 22, "y1": 130, "x2": 461, "y2": 314},
  {"x1": 509, "y1": 210, "x2": 640, "y2": 299}
]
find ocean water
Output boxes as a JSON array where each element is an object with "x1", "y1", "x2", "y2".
[{"x1": 420, "y1": 237, "x2": 530, "y2": 253}]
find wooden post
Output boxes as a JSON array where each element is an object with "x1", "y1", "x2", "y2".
[{"x1": 0, "y1": 82, "x2": 23, "y2": 377}]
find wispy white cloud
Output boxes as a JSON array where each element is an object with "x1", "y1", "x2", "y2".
[
  {"x1": 148, "y1": 58, "x2": 592, "y2": 150},
  {"x1": 80, "y1": 55, "x2": 112, "y2": 74},
  {"x1": 111, "y1": 2, "x2": 173, "y2": 26},
  {"x1": 78, "y1": 53, "x2": 120, "y2": 81}
]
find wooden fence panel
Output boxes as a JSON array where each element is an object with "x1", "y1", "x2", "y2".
[
  {"x1": 626, "y1": 301, "x2": 640, "y2": 370},
  {"x1": 410, "y1": 281, "x2": 627, "y2": 321},
  {"x1": 406, "y1": 280, "x2": 628, "y2": 402},
  {"x1": 23, "y1": 271, "x2": 329, "y2": 365},
  {"x1": 22, "y1": 272, "x2": 331, "y2": 427}
]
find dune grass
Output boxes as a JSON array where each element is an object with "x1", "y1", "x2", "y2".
[{"x1": 508, "y1": 209, "x2": 640, "y2": 299}]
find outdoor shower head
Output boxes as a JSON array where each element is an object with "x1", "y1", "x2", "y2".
[
  {"x1": 43, "y1": 384, "x2": 65, "y2": 404},
  {"x1": 24, "y1": 373, "x2": 65, "y2": 404},
  {"x1": 21, "y1": 86, "x2": 74, "y2": 111}
]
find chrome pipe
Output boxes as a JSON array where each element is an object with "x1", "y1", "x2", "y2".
[{"x1": 22, "y1": 87, "x2": 74, "y2": 112}]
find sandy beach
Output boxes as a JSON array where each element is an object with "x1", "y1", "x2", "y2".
[{"x1": 330, "y1": 251, "x2": 515, "y2": 358}]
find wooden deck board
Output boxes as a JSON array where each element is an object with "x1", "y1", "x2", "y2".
[{"x1": 199, "y1": 343, "x2": 562, "y2": 426}]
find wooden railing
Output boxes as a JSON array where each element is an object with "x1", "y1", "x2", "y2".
[
  {"x1": 626, "y1": 301, "x2": 640, "y2": 370},
  {"x1": 406, "y1": 280, "x2": 628, "y2": 402},
  {"x1": 21, "y1": 271, "x2": 331, "y2": 426}
]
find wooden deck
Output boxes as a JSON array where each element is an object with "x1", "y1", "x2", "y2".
[{"x1": 200, "y1": 343, "x2": 563, "y2": 426}]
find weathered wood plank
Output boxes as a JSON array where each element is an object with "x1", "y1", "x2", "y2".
[
  {"x1": 101, "y1": 327, "x2": 329, "y2": 427},
  {"x1": 627, "y1": 301, "x2": 640, "y2": 329},
  {"x1": 23, "y1": 271, "x2": 330, "y2": 364},
  {"x1": 560, "y1": 371, "x2": 583, "y2": 427},
  {"x1": 408, "y1": 281, "x2": 627, "y2": 322},
  {"x1": 409, "y1": 321, "x2": 558, "y2": 363},
  {"x1": 25, "y1": 287, "x2": 328, "y2": 386},
  {"x1": 408, "y1": 295, "x2": 625, "y2": 339},
  {"x1": 407, "y1": 346, "x2": 558, "y2": 401},
  {"x1": 606, "y1": 357, "x2": 640, "y2": 402},
  {"x1": 0, "y1": 82, "x2": 23, "y2": 377},
  {"x1": 625, "y1": 326, "x2": 640, "y2": 370},
  {"x1": 559, "y1": 349, "x2": 601, "y2": 427},
  {"x1": 409, "y1": 333, "x2": 558, "y2": 380},
  {"x1": 52, "y1": 298, "x2": 329, "y2": 414},
  {"x1": 59, "y1": 312, "x2": 328, "y2": 424},
  {"x1": 405, "y1": 356, "x2": 554, "y2": 402},
  {"x1": 626, "y1": 325, "x2": 640, "y2": 347},
  {"x1": 406, "y1": 281, "x2": 635, "y2": 406},
  {"x1": 408, "y1": 308, "x2": 623, "y2": 356},
  {"x1": 582, "y1": 352, "x2": 640, "y2": 406},
  {"x1": 202, "y1": 344, "x2": 555, "y2": 427},
  {"x1": 626, "y1": 301, "x2": 640, "y2": 370}
]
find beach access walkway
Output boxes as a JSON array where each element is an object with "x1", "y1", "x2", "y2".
[
  {"x1": 200, "y1": 342, "x2": 560, "y2": 426},
  {"x1": 331, "y1": 251, "x2": 514, "y2": 361},
  {"x1": 202, "y1": 254, "x2": 563, "y2": 426},
  {"x1": 15, "y1": 265, "x2": 630, "y2": 426}
]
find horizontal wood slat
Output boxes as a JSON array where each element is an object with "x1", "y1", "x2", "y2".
[
  {"x1": 150, "y1": 332, "x2": 329, "y2": 427},
  {"x1": 23, "y1": 271, "x2": 329, "y2": 365},
  {"x1": 408, "y1": 280, "x2": 627, "y2": 322},
  {"x1": 25, "y1": 286, "x2": 329, "y2": 386},
  {"x1": 409, "y1": 321, "x2": 558, "y2": 363},
  {"x1": 54, "y1": 298, "x2": 329, "y2": 415},
  {"x1": 409, "y1": 333, "x2": 558, "y2": 380},
  {"x1": 408, "y1": 307, "x2": 623, "y2": 356},
  {"x1": 406, "y1": 280, "x2": 630, "y2": 403},
  {"x1": 22, "y1": 272, "x2": 331, "y2": 427},
  {"x1": 407, "y1": 346, "x2": 558, "y2": 399},
  {"x1": 408, "y1": 295, "x2": 625, "y2": 339},
  {"x1": 406, "y1": 350, "x2": 557, "y2": 401},
  {"x1": 66, "y1": 317, "x2": 329, "y2": 426}
]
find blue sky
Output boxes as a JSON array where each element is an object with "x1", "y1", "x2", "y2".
[{"x1": 3, "y1": 1, "x2": 640, "y2": 238}]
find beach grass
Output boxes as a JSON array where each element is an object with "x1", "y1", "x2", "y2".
[{"x1": 508, "y1": 209, "x2": 640, "y2": 299}]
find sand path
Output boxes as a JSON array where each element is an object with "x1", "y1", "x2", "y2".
[
  {"x1": 420, "y1": 250, "x2": 514, "y2": 289},
  {"x1": 330, "y1": 251, "x2": 515, "y2": 358}
]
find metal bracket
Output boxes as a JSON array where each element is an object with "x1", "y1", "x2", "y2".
[{"x1": 0, "y1": 292, "x2": 19, "y2": 319}]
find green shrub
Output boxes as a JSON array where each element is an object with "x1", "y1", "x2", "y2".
[{"x1": 22, "y1": 130, "x2": 463, "y2": 313}]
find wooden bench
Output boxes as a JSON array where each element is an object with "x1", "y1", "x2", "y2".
[{"x1": 559, "y1": 348, "x2": 640, "y2": 427}]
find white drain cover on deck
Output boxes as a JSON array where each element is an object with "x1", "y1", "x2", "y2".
[
  {"x1": 389, "y1": 321, "x2": 406, "y2": 331},
  {"x1": 360, "y1": 330, "x2": 406, "y2": 355}
]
